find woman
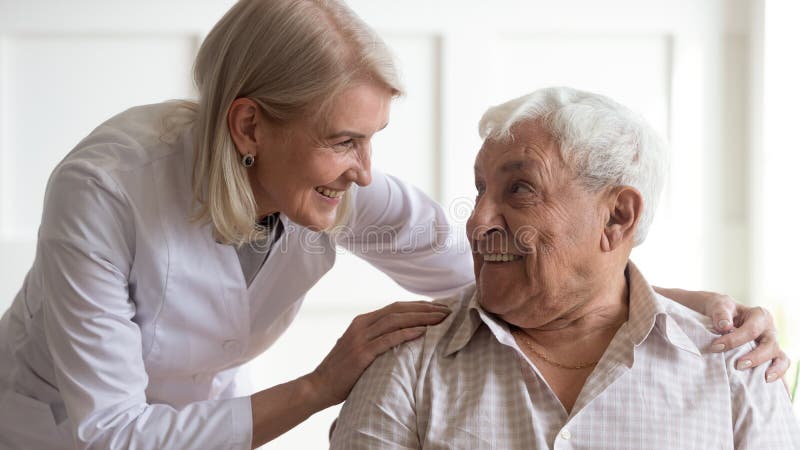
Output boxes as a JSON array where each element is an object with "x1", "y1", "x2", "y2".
[{"x1": 0, "y1": 1, "x2": 787, "y2": 449}]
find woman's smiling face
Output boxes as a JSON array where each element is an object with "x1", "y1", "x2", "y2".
[{"x1": 250, "y1": 82, "x2": 393, "y2": 229}]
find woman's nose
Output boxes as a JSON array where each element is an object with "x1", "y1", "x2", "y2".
[
  {"x1": 344, "y1": 164, "x2": 371, "y2": 187},
  {"x1": 355, "y1": 164, "x2": 371, "y2": 186},
  {"x1": 346, "y1": 147, "x2": 372, "y2": 186}
]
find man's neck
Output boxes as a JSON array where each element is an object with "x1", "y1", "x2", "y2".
[{"x1": 518, "y1": 270, "x2": 629, "y2": 350}]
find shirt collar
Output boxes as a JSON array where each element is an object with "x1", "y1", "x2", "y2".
[
  {"x1": 443, "y1": 287, "x2": 524, "y2": 357},
  {"x1": 443, "y1": 261, "x2": 702, "y2": 358},
  {"x1": 443, "y1": 291, "x2": 490, "y2": 357},
  {"x1": 625, "y1": 261, "x2": 702, "y2": 356}
]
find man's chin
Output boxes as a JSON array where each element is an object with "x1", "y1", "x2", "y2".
[{"x1": 477, "y1": 282, "x2": 517, "y2": 314}]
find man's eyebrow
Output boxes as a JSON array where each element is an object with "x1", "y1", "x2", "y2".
[{"x1": 500, "y1": 160, "x2": 531, "y2": 173}]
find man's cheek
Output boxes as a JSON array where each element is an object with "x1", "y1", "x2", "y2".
[{"x1": 515, "y1": 224, "x2": 539, "y2": 254}]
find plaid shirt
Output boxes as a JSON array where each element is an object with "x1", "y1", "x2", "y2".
[{"x1": 331, "y1": 262, "x2": 800, "y2": 449}]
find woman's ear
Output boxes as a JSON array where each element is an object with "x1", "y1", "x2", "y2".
[
  {"x1": 602, "y1": 186, "x2": 643, "y2": 252},
  {"x1": 227, "y1": 98, "x2": 262, "y2": 158}
]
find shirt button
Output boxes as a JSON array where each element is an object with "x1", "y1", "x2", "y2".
[
  {"x1": 560, "y1": 429, "x2": 572, "y2": 440},
  {"x1": 223, "y1": 339, "x2": 241, "y2": 353}
]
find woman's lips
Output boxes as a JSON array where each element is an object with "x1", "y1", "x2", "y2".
[{"x1": 314, "y1": 186, "x2": 345, "y2": 199}]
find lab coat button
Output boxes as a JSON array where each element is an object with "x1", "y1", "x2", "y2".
[
  {"x1": 223, "y1": 339, "x2": 241, "y2": 353},
  {"x1": 560, "y1": 429, "x2": 572, "y2": 440}
]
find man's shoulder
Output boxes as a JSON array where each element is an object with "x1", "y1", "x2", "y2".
[
  {"x1": 653, "y1": 293, "x2": 716, "y2": 349},
  {"x1": 655, "y1": 294, "x2": 757, "y2": 364},
  {"x1": 374, "y1": 284, "x2": 477, "y2": 372},
  {"x1": 657, "y1": 293, "x2": 713, "y2": 333}
]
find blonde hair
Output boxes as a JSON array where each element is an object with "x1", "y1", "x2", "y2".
[{"x1": 187, "y1": 0, "x2": 402, "y2": 245}]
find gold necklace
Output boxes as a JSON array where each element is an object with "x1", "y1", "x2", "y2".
[{"x1": 512, "y1": 329, "x2": 599, "y2": 370}]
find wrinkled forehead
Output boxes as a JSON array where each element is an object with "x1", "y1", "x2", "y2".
[{"x1": 474, "y1": 121, "x2": 565, "y2": 178}]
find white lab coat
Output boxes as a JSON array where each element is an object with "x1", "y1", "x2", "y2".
[{"x1": 0, "y1": 103, "x2": 474, "y2": 449}]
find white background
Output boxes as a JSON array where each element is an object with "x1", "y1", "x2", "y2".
[{"x1": 0, "y1": 0, "x2": 797, "y2": 448}]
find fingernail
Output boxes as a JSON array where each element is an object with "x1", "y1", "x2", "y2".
[
  {"x1": 737, "y1": 360, "x2": 752, "y2": 370},
  {"x1": 766, "y1": 372, "x2": 778, "y2": 382},
  {"x1": 710, "y1": 343, "x2": 725, "y2": 352},
  {"x1": 717, "y1": 319, "x2": 731, "y2": 329}
]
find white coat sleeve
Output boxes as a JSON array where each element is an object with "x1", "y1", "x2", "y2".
[
  {"x1": 338, "y1": 170, "x2": 474, "y2": 298},
  {"x1": 38, "y1": 159, "x2": 252, "y2": 450}
]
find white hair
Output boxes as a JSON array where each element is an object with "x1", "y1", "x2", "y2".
[{"x1": 478, "y1": 87, "x2": 668, "y2": 246}]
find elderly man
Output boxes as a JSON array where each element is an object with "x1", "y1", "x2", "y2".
[{"x1": 329, "y1": 87, "x2": 800, "y2": 449}]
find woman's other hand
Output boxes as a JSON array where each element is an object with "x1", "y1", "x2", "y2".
[
  {"x1": 704, "y1": 295, "x2": 790, "y2": 383},
  {"x1": 655, "y1": 287, "x2": 790, "y2": 383}
]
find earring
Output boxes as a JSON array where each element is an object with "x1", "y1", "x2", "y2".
[{"x1": 242, "y1": 153, "x2": 255, "y2": 167}]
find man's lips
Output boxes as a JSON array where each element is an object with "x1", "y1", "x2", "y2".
[{"x1": 480, "y1": 253, "x2": 523, "y2": 262}]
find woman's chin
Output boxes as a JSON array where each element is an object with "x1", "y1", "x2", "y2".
[{"x1": 291, "y1": 212, "x2": 337, "y2": 232}]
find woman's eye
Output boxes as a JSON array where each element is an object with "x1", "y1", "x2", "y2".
[{"x1": 333, "y1": 139, "x2": 356, "y2": 151}]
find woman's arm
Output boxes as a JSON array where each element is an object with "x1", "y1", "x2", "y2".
[
  {"x1": 653, "y1": 287, "x2": 790, "y2": 382},
  {"x1": 336, "y1": 170, "x2": 474, "y2": 298}
]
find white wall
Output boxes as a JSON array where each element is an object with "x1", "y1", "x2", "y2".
[
  {"x1": 1, "y1": 0, "x2": 795, "y2": 447},
  {"x1": 754, "y1": 0, "x2": 800, "y2": 414}
]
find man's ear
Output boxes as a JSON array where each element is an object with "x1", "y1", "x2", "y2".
[
  {"x1": 227, "y1": 98, "x2": 262, "y2": 158},
  {"x1": 600, "y1": 186, "x2": 643, "y2": 252}
]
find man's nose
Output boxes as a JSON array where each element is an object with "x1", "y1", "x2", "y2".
[{"x1": 468, "y1": 195, "x2": 504, "y2": 242}]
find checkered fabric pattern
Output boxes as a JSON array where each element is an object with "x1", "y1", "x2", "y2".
[{"x1": 330, "y1": 262, "x2": 800, "y2": 449}]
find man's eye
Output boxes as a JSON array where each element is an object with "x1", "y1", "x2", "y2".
[{"x1": 510, "y1": 182, "x2": 535, "y2": 194}]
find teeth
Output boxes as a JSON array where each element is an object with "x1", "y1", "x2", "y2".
[
  {"x1": 482, "y1": 253, "x2": 522, "y2": 262},
  {"x1": 315, "y1": 187, "x2": 345, "y2": 198}
]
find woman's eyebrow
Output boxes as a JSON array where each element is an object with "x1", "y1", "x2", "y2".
[
  {"x1": 326, "y1": 130, "x2": 366, "y2": 139},
  {"x1": 325, "y1": 122, "x2": 388, "y2": 140}
]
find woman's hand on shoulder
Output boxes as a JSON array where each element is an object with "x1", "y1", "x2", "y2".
[
  {"x1": 703, "y1": 294, "x2": 790, "y2": 383},
  {"x1": 306, "y1": 300, "x2": 451, "y2": 408},
  {"x1": 656, "y1": 287, "x2": 789, "y2": 383}
]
